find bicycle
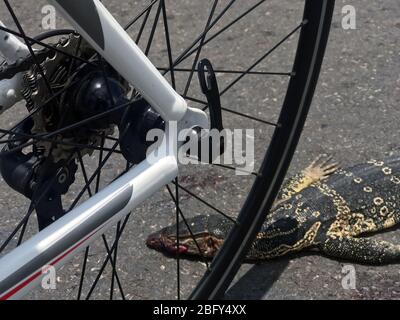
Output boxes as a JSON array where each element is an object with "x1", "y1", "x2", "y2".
[{"x1": 0, "y1": 0, "x2": 334, "y2": 300}]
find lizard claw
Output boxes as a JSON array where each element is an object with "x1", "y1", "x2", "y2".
[{"x1": 304, "y1": 154, "x2": 340, "y2": 183}]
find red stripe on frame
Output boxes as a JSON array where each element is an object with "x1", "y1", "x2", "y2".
[{"x1": 0, "y1": 229, "x2": 99, "y2": 300}]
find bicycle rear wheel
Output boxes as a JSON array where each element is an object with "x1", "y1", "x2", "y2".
[{"x1": 0, "y1": 0, "x2": 334, "y2": 300}]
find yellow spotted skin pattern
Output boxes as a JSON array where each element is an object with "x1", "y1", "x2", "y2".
[{"x1": 247, "y1": 155, "x2": 400, "y2": 264}]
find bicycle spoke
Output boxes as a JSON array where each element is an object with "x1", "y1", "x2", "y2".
[
  {"x1": 16, "y1": 203, "x2": 32, "y2": 246},
  {"x1": 85, "y1": 213, "x2": 131, "y2": 300},
  {"x1": 145, "y1": 1, "x2": 162, "y2": 56},
  {"x1": 47, "y1": 101, "x2": 135, "y2": 138},
  {"x1": 0, "y1": 203, "x2": 34, "y2": 253},
  {"x1": 220, "y1": 107, "x2": 279, "y2": 127},
  {"x1": 209, "y1": 162, "x2": 259, "y2": 177},
  {"x1": 101, "y1": 232, "x2": 126, "y2": 300},
  {"x1": 163, "y1": 0, "x2": 237, "y2": 76},
  {"x1": 183, "y1": 0, "x2": 219, "y2": 96},
  {"x1": 104, "y1": 135, "x2": 119, "y2": 143},
  {"x1": 77, "y1": 247, "x2": 90, "y2": 300},
  {"x1": 158, "y1": 67, "x2": 293, "y2": 77},
  {"x1": 166, "y1": 185, "x2": 210, "y2": 269},
  {"x1": 77, "y1": 135, "x2": 106, "y2": 300},
  {"x1": 124, "y1": 0, "x2": 159, "y2": 31},
  {"x1": 181, "y1": 95, "x2": 280, "y2": 127},
  {"x1": 109, "y1": 229, "x2": 117, "y2": 300},
  {"x1": 77, "y1": 151, "x2": 93, "y2": 198},
  {"x1": 220, "y1": 21, "x2": 307, "y2": 96},
  {"x1": 68, "y1": 141, "x2": 120, "y2": 212},
  {"x1": 161, "y1": 0, "x2": 176, "y2": 89},
  {"x1": 182, "y1": 23, "x2": 308, "y2": 130},
  {"x1": 173, "y1": 182, "x2": 237, "y2": 224},
  {"x1": 95, "y1": 134, "x2": 106, "y2": 194},
  {"x1": 180, "y1": 0, "x2": 268, "y2": 62},
  {"x1": 134, "y1": 3, "x2": 155, "y2": 45}
]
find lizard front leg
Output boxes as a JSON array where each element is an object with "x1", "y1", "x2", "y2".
[
  {"x1": 320, "y1": 237, "x2": 400, "y2": 265},
  {"x1": 276, "y1": 155, "x2": 340, "y2": 203}
]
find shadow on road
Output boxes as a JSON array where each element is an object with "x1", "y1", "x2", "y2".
[{"x1": 225, "y1": 259, "x2": 290, "y2": 300}]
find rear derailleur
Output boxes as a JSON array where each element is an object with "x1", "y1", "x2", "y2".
[{"x1": 0, "y1": 118, "x2": 78, "y2": 230}]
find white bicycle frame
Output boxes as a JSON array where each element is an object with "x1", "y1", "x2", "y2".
[{"x1": 0, "y1": 0, "x2": 209, "y2": 300}]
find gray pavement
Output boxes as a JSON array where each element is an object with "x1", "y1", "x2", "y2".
[{"x1": 0, "y1": 0, "x2": 399, "y2": 300}]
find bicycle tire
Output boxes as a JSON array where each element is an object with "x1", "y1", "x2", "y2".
[{"x1": 190, "y1": 0, "x2": 335, "y2": 299}]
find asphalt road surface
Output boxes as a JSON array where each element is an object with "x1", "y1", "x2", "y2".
[{"x1": 0, "y1": 0, "x2": 399, "y2": 300}]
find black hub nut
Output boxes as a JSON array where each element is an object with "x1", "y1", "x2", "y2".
[
  {"x1": 118, "y1": 99, "x2": 165, "y2": 165},
  {"x1": 74, "y1": 70, "x2": 129, "y2": 129}
]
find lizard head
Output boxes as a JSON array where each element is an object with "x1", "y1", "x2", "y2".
[
  {"x1": 146, "y1": 215, "x2": 231, "y2": 259},
  {"x1": 147, "y1": 205, "x2": 320, "y2": 261}
]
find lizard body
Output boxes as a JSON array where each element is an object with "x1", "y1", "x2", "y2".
[{"x1": 147, "y1": 155, "x2": 400, "y2": 264}]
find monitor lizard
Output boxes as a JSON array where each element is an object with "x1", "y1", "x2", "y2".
[{"x1": 147, "y1": 155, "x2": 400, "y2": 265}]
